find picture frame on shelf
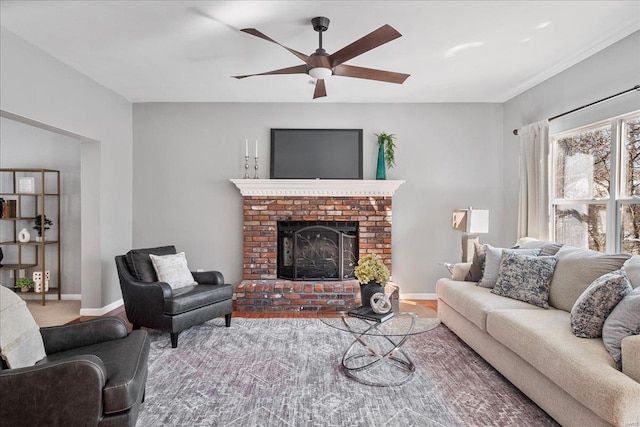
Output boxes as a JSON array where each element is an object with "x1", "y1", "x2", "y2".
[{"x1": 17, "y1": 177, "x2": 35, "y2": 193}]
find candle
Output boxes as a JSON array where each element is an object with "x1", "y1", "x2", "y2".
[
  {"x1": 255, "y1": 139, "x2": 258, "y2": 157},
  {"x1": 245, "y1": 139, "x2": 248, "y2": 157}
]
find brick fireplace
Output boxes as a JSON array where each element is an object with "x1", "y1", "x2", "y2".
[{"x1": 231, "y1": 179, "x2": 404, "y2": 311}]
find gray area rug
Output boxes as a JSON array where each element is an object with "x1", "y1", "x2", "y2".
[{"x1": 138, "y1": 318, "x2": 558, "y2": 426}]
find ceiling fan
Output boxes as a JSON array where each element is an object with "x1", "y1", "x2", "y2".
[{"x1": 232, "y1": 16, "x2": 410, "y2": 99}]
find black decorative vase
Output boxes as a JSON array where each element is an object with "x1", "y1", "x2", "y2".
[
  {"x1": 360, "y1": 281, "x2": 384, "y2": 307},
  {"x1": 0, "y1": 247, "x2": 3, "y2": 267}
]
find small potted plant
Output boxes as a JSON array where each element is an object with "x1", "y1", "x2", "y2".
[
  {"x1": 374, "y1": 132, "x2": 397, "y2": 180},
  {"x1": 33, "y1": 214, "x2": 53, "y2": 242},
  {"x1": 354, "y1": 254, "x2": 390, "y2": 307},
  {"x1": 16, "y1": 277, "x2": 34, "y2": 293}
]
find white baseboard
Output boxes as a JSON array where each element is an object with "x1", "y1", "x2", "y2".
[
  {"x1": 79, "y1": 298, "x2": 123, "y2": 317},
  {"x1": 400, "y1": 293, "x2": 437, "y2": 300},
  {"x1": 21, "y1": 293, "x2": 81, "y2": 300}
]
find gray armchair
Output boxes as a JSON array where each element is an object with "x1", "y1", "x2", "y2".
[
  {"x1": 115, "y1": 245, "x2": 233, "y2": 348},
  {"x1": 0, "y1": 317, "x2": 149, "y2": 426}
]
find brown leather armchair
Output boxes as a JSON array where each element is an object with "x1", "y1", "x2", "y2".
[
  {"x1": 0, "y1": 317, "x2": 149, "y2": 426},
  {"x1": 115, "y1": 246, "x2": 233, "y2": 348}
]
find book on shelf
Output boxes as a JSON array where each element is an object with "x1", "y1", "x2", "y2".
[
  {"x1": 347, "y1": 306, "x2": 394, "y2": 323},
  {"x1": 0, "y1": 199, "x2": 17, "y2": 219}
]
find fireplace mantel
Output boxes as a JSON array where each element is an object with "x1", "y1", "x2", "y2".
[{"x1": 230, "y1": 179, "x2": 405, "y2": 197}]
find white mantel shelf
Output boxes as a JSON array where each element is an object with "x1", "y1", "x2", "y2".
[{"x1": 230, "y1": 179, "x2": 405, "y2": 197}]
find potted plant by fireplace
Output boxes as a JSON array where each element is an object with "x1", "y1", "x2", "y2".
[{"x1": 354, "y1": 254, "x2": 389, "y2": 307}]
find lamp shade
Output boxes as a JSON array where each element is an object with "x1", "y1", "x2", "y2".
[
  {"x1": 308, "y1": 67, "x2": 332, "y2": 80},
  {"x1": 452, "y1": 209, "x2": 489, "y2": 234}
]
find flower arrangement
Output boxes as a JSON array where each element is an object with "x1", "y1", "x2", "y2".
[{"x1": 354, "y1": 254, "x2": 389, "y2": 285}]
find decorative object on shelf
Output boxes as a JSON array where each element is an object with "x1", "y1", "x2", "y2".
[
  {"x1": 0, "y1": 247, "x2": 3, "y2": 267},
  {"x1": 370, "y1": 292, "x2": 392, "y2": 314},
  {"x1": 243, "y1": 139, "x2": 250, "y2": 178},
  {"x1": 375, "y1": 132, "x2": 396, "y2": 180},
  {"x1": 16, "y1": 277, "x2": 34, "y2": 293},
  {"x1": 0, "y1": 199, "x2": 17, "y2": 218},
  {"x1": 355, "y1": 254, "x2": 390, "y2": 307},
  {"x1": 254, "y1": 139, "x2": 259, "y2": 179},
  {"x1": 32, "y1": 271, "x2": 50, "y2": 293},
  {"x1": 18, "y1": 228, "x2": 31, "y2": 243},
  {"x1": 452, "y1": 207, "x2": 490, "y2": 262},
  {"x1": 17, "y1": 177, "x2": 35, "y2": 193},
  {"x1": 33, "y1": 214, "x2": 53, "y2": 242}
]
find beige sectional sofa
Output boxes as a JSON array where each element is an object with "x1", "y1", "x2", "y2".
[{"x1": 436, "y1": 244, "x2": 640, "y2": 427}]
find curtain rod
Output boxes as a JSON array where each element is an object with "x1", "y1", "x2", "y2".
[{"x1": 512, "y1": 84, "x2": 640, "y2": 136}]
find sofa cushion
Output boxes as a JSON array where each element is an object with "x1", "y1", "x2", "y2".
[
  {"x1": 40, "y1": 330, "x2": 149, "y2": 414},
  {"x1": 164, "y1": 283, "x2": 233, "y2": 315},
  {"x1": 486, "y1": 309, "x2": 640, "y2": 425},
  {"x1": 548, "y1": 245, "x2": 630, "y2": 312},
  {"x1": 603, "y1": 286, "x2": 640, "y2": 368},
  {"x1": 149, "y1": 252, "x2": 196, "y2": 290},
  {"x1": 464, "y1": 243, "x2": 485, "y2": 282},
  {"x1": 570, "y1": 270, "x2": 631, "y2": 338},
  {"x1": 0, "y1": 286, "x2": 46, "y2": 368},
  {"x1": 436, "y1": 279, "x2": 545, "y2": 332},
  {"x1": 125, "y1": 245, "x2": 177, "y2": 282},
  {"x1": 477, "y1": 245, "x2": 541, "y2": 288},
  {"x1": 492, "y1": 253, "x2": 557, "y2": 308},
  {"x1": 622, "y1": 255, "x2": 640, "y2": 288}
]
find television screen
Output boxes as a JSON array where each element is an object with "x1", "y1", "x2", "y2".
[{"x1": 270, "y1": 129, "x2": 363, "y2": 179}]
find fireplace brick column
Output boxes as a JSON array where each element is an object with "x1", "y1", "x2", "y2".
[{"x1": 242, "y1": 196, "x2": 392, "y2": 280}]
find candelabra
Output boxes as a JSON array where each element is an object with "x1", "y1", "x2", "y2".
[
  {"x1": 243, "y1": 155, "x2": 250, "y2": 179},
  {"x1": 253, "y1": 156, "x2": 259, "y2": 179}
]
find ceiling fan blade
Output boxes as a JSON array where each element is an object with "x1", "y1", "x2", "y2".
[
  {"x1": 313, "y1": 79, "x2": 327, "y2": 99},
  {"x1": 329, "y1": 24, "x2": 402, "y2": 67},
  {"x1": 333, "y1": 64, "x2": 410, "y2": 84},
  {"x1": 232, "y1": 64, "x2": 308, "y2": 79},
  {"x1": 241, "y1": 28, "x2": 309, "y2": 63}
]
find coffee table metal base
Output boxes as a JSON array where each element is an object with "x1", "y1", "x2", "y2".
[{"x1": 340, "y1": 315, "x2": 416, "y2": 387}]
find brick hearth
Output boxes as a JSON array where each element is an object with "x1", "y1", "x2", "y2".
[{"x1": 231, "y1": 180, "x2": 404, "y2": 311}]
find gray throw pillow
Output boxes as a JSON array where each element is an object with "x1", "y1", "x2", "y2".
[
  {"x1": 570, "y1": 270, "x2": 632, "y2": 339},
  {"x1": 491, "y1": 253, "x2": 558, "y2": 308},
  {"x1": 464, "y1": 243, "x2": 485, "y2": 282},
  {"x1": 602, "y1": 287, "x2": 640, "y2": 368},
  {"x1": 477, "y1": 245, "x2": 541, "y2": 288},
  {"x1": 517, "y1": 239, "x2": 563, "y2": 256}
]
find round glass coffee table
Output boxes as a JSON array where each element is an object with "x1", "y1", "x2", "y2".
[{"x1": 318, "y1": 302, "x2": 441, "y2": 387}]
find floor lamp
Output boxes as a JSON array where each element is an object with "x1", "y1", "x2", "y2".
[{"x1": 452, "y1": 208, "x2": 489, "y2": 263}]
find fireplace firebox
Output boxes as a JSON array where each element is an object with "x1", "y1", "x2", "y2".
[{"x1": 277, "y1": 221, "x2": 358, "y2": 280}]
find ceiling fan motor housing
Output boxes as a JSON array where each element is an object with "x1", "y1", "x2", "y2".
[{"x1": 311, "y1": 17, "x2": 330, "y2": 32}]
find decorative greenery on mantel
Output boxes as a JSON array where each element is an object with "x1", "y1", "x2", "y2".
[{"x1": 375, "y1": 132, "x2": 397, "y2": 169}]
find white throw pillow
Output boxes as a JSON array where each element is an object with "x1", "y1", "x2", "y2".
[
  {"x1": 149, "y1": 252, "x2": 197, "y2": 290},
  {"x1": 0, "y1": 285, "x2": 46, "y2": 368}
]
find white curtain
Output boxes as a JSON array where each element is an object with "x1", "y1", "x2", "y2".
[{"x1": 517, "y1": 120, "x2": 550, "y2": 240}]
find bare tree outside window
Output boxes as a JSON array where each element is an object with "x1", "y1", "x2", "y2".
[{"x1": 552, "y1": 113, "x2": 640, "y2": 254}]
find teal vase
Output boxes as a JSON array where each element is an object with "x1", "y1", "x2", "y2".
[{"x1": 376, "y1": 144, "x2": 386, "y2": 180}]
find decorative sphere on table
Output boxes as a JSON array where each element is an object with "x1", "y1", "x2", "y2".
[{"x1": 370, "y1": 292, "x2": 392, "y2": 314}]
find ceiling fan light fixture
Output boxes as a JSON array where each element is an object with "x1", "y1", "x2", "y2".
[{"x1": 308, "y1": 67, "x2": 332, "y2": 80}]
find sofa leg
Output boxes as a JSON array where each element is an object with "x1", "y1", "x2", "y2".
[
  {"x1": 170, "y1": 332, "x2": 179, "y2": 348},
  {"x1": 225, "y1": 313, "x2": 232, "y2": 327}
]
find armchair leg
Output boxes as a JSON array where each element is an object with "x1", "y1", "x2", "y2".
[
  {"x1": 225, "y1": 313, "x2": 232, "y2": 327},
  {"x1": 170, "y1": 332, "x2": 179, "y2": 348}
]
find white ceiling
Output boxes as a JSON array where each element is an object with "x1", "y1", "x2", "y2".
[{"x1": 1, "y1": 1, "x2": 639, "y2": 103}]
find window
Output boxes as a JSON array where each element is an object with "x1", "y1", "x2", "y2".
[{"x1": 551, "y1": 112, "x2": 640, "y2": 254}]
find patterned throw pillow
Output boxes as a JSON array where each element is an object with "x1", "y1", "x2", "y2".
[
  {"x1": 478, "y1": 245, "x2": 542, "y2": 289},
  {"x1": 149, "y1": 252, "x2": 197, "y2": 290},
  {"x1": 570, "y1": 270, "x2": 632, "y2": 339},
  {"x1": 602, "y1": 287, "x2": 640, "y2": 368},
  {"x1": 491, "y1": 253, "x2": 558, "y2": 308}
]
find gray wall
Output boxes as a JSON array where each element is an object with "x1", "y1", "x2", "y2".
[
  {"x1": 133, "y1": 102, "x2": 504, "y2": 296},
  {"x1": 1, "y1": 27, "x2": 133, "y2": 312},
  {"x1": 0, "y1": 117, "x2": 82, "y2": 294},
  {"x1": 502, "y1": 31, "x2": 640, "y2": 244}
]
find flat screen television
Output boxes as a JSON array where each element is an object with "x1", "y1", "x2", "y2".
[{"x1": 270, "y1": 129, "x2": 363, "y2": 179}]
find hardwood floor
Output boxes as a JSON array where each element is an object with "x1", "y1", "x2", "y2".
[{"x1": 72, "y1": 300, "x2": 438, "y2": 333}]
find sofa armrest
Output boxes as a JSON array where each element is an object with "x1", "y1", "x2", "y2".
[
  {"x1": 192, "y1": 270, "x2": 224, "y2": 285},
  {"x1": 0, "y1": 355, "x2": 106, "y2": 425},
  {"x1": 41, "y1": 317, "x2": 128, "y2": 355},
  {"x1": 622, "y1": 334, "x2": 640, "y2": 383},
  {"x1": 451, "y1": 262, "x2": 472, "y2": 281}
]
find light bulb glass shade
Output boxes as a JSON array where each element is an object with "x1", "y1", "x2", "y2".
[{"x1": 308, "y1": 67, "x2": 332, "y2": 80}]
